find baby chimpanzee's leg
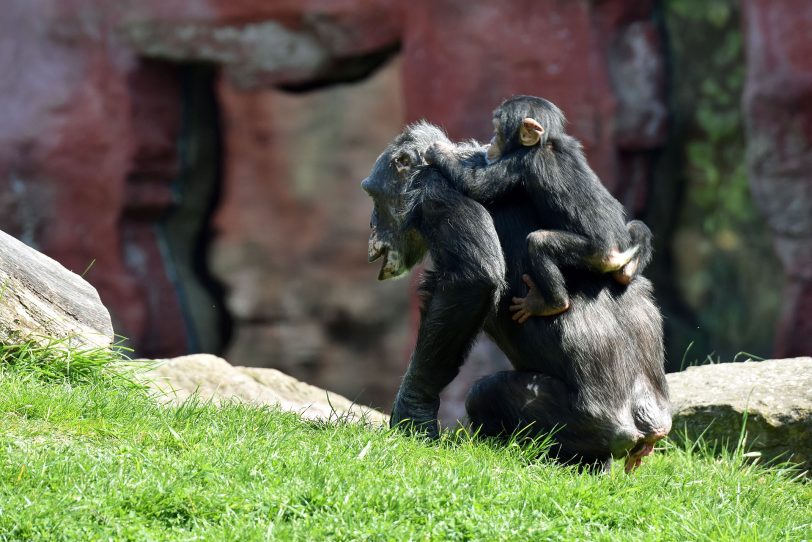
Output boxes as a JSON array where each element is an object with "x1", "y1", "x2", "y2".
[{"x1": 511, "y1": 229, "x2": 640, "y2": 321}]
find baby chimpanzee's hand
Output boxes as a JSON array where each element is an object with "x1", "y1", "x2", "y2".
[{"x1": 425, "y1": 140, "x2": 454, "y2": 165}]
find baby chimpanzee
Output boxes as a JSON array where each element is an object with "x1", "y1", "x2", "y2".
[{"x1": 426, "y1": 95, "x2": 652, "y2": 321}]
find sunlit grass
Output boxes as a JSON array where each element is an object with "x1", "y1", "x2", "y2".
[
  {"x1": 0, "y1": 343, "x2": 809, "y2": 541},
  {"x1": 0, "y1": 339, "x2": 138, "y2": 387}
]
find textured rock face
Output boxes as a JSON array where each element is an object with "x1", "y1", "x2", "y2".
[
  {"x1": 668, "y1": 358, "x2": 812, "y2": 471},
  {"x1": 743, "y1": 0, "x2": 812, "y2": 357},
  {"x1": 0, "y1": 2, "x2": 189, "y2": 357},
  {"x1": 0, "y1": 229, "x2": 113, "y2": 349},
  {"x1": 143, "y1": 353, "x2": 387, "y2": 425},
  {"x1": 0, "y1": 1, "x2": 137, "y2": 346}
]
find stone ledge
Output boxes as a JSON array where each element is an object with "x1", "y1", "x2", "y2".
[
  {"x1": 141, "y1": 353, "x2": 388, "y2": 426},
  {"x1": 667, "y1": 357, "x2": 812, "y2": 471}
]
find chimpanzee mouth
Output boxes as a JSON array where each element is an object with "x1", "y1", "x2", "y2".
[{"x1": 368, "y1": 231, "x2": 407, "y2": 280}]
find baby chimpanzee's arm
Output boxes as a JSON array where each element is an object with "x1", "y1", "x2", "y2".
[{"x1": 425, "y1": 140, "x2": 522, "y2": 203}]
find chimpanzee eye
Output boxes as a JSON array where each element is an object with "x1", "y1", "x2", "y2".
[{"x1": 394, "y1": 154, "x2": 411, "y2": 167}]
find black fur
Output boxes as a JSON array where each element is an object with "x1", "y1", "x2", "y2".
[{"x1": 361, "y1": 122, "x2": 670, "y2": 466}]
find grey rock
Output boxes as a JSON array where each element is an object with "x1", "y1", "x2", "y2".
[
  {"x1": 142, "y1": 353, "x2": 388, "y2": 426},
  {"x1": 119, "y1": 21, "x2": 327, "y2": 89},
  {"x1": 667, "y1": 358, "x2": 812, "y2": 471},
  {"x1": 0, "y1": 229, "x2": 114, "y2": 349}
]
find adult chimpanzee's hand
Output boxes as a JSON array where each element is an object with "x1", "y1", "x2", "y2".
[{"x1": 390, "y1": 392, "x2": 441, "y2": 439}]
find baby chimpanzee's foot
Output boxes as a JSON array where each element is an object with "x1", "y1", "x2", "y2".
[
  {"x1": 612, "y1": 256, "x2": 640, "y2": 286},
  {"x1": 509, "y1": 274, "x2": 570, "y2": 323},
  {"x1": 596, "y1": 245, "x2": 639, "y2": 273}
]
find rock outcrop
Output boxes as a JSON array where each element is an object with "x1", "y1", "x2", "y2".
[
  {"x1": 143, "y1": 353, "x2": 388, "y2": 425},
  {"x1": 667, "y1": 358, "x2": 812, "y2": 472},
  {"x1": 0, "y1": 229, "x2": 114, "y2": 349}
]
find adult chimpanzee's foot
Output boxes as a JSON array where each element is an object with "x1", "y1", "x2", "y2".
[
  {"x1": 622, "y1": 428, "x2": 668, "y2": 473},
  {"x1": 509, "y1": 274, "x2": 569, "y2": 323}
]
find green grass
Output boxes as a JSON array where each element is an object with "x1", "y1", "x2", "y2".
[{"x1": 0, "y1": 344, "x2": 809, "y2": 541}]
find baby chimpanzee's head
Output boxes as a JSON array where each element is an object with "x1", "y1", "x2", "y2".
[{"x1": 487, "y1": 95, "x2": 566, "y2": 162}]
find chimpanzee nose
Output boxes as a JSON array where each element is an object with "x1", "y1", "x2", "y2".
[{"x1": 361, "y1": 177, "x2": 374, "y2": 195}]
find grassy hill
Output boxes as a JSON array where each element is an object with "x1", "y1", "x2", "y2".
[{"x1": 0, "y1": 343, "x2": 809, "y2": 541}]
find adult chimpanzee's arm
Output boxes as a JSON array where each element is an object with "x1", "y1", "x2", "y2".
[
  {"x1": 391, "y1": 278, "x2": 497, "y2": 437},
  {"x1": 391, "y1": 175, "x2": 506, "y2": 437},
  {"x1": 424, "y1": 142, "x2": 523, "y2": 203}
]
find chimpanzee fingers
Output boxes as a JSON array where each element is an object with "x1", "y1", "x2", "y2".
[
  {"x1": 425, "y1": 141, "x2": 450, "y2": 164},
  {"x1": 425, "y1": 141, "x2": 453, "y2": 165},
  {"x1": 624, "y1": 257, "x2": 640, "y2": 281},
  {"x1": 512, "y1": 309, "x2": 531, "y2": 322}
]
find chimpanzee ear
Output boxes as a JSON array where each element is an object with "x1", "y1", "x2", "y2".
[
  {"x1": 519, "y1": 118, "x2": 544, "y2": 146},
  {"x1": 394, "y1": 153, "x2": 412, "y2": 174}
]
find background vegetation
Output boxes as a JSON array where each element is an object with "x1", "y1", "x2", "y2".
[{"x1": 650, "y1": 0, "x2": 782, "y2": 367}]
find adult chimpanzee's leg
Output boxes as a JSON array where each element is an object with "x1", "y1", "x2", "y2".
[
  {"x1": 391, "y1": 279, "x2": 498, "y2": 438},
  {"x1": 466, "y1": 370, "x2": 613, "y2": 470},
  {"x1": 466, "y1": 370, "x2": 572, "y2": 437}
]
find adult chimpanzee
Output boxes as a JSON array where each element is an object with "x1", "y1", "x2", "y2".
[
  {"x1": 425, "y1": 96, "x2": 652, "y2": 321},
  {"x1": 361, "y1": 122, "x2": 670, "y2": 472}
]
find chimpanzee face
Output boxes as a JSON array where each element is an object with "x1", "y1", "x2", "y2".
[{"x1": 361, "y1": 122, "x2": 447, "y2": 279}]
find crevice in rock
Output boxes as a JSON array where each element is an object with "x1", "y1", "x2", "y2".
[
  {"x1": 276, "y1": 44, "x2": 400, "y2": 93},
  {"x1": 160, "y1": 62, "x2": 233, "y2": 355}
]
